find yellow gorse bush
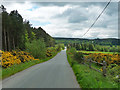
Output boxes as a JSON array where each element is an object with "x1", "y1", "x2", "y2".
[
  {"x1": 1, "y1": 50, "x2": 39, "y2": 68},
  {"x1": 46, "y1": 46, "x2": 58, "y2": 57},
  {"x1": 2, "y1": 51, "x2": 21, "y2": 68},
  {"x1": 85, "y1": 53, "x2": 120, "y2": 65},
  {"x1": 46, "y1": 49, "x2": 52, "y2": 57}
]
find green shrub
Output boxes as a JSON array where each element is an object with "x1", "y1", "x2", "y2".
[
  {"x1": 107, "y1": 64, "x2": 120, "y2": 83},
  {"x1": 69, "y1": 47, "x2": 76, "y2": 54},
  {"x1": 56, "y1": 45, "x2": 61, "y2": 51},
  {"x1": 46, "y1": 49, "x2": 52, "y2": 57},
  {"x1": 74, "y1": 52, "x2": 84, "y2": 63},
  {"x1": 61, "y1": 44, "x2": 65, "y2": 50},
  {"x1": 25, "y1": 39, "x2": 46, "y2": 59},
  {"x1": 67, "y1": 44, "x2": 70, "y2": 50}
]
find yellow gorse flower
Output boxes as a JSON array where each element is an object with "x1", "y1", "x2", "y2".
[
  {"x1": 84, "y1": 53, "x2": 120, "y2": 65},
  {"x1": 1, "y1": 50, "x2": 39, "y2": 68}
]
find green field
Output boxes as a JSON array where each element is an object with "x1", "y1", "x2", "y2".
[
  {"x1": 85, "y1": 62, "x2": 102, "y2": 70},
  {"x1": 78, "y1": 50, "x2": 118, "y2": 54}
]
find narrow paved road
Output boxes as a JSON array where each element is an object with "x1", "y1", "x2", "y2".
[{"x1": 2, "y1": 49, "x2": 80, "y2": 88}]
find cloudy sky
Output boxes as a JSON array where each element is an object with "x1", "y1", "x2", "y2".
[{"x1": 2, "y1": 1, "x2": 118, "y2": 38}]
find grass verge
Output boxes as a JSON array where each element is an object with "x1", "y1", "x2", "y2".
[
  {"x1": 66, "y1": 50, "x2": 119, "y2": 88},
  {"x1": 2, "y1": 50, "x2": 60, "y2": 79}
]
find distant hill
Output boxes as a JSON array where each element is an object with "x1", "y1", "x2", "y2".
[{"x1": 54, "y1": 37, "x2": 120, "y2": 45}]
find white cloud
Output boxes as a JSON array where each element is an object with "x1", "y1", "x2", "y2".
[
  {"x1": 2, "y1": 2, "x2": 118, "y2": 38},
  {"x1": 83, "y1": 28, "x2": 118, "y2": 38}
]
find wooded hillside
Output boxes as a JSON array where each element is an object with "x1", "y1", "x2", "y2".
[{"x1": 1, "y1": 5, "x2": 55, "y2": 51}]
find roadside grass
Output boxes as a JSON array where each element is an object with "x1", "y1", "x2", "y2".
[
  {"x1": 78, "y1": 50, "x2": 118, "y2": 54},
  {"x1": 2, "y1": 50, "x2": 60, "y2": 79},
  {"x1": 85, "y1": 62, "x2": 102, "y2": 70},
  {"x1": 67, "y1": 50, "x2": 118, "y2": 88}
]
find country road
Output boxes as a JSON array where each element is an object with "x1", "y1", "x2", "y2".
[{"x1": 2, "y1": 49, "x2": 80, "y2": 88}]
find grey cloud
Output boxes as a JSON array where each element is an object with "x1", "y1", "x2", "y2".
[
  {"x1": 55, "y1": 32, "x2": 72, "y2": 37},
  {"x1": 94, "y1": 13, "x2": 118, "y2": 29},
  {"x1": 66, "y1": 24, "x2": 85, "y2": 30},
  {"x1": 2, "y1": 2, "x2": 24, "y2": 6},
  {"x1": 105, "y1": 2, "x2": 118, "y2": 15},
  {"x1": 53, "y1": 8, "x2": 72, "y2": 18},
  {"x1": 34, "y1": 2, "x2": 107, "y2": 7},
  {"x1": 90, "y1": 32, "x2": 100, "y2": 37},
  {"x1": 53, "y1": 7, "x2": 88, "y2": 23},
  {"x1": 68, "y1": 12, "x2": 88, "y2": 23}
]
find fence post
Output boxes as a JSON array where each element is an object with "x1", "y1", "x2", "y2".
[
  {"x1": 83, "y1": 57, "x2": 85, "y2": 64},
  {"x1": 118, "y1": 79, "x2": 120, "y2": 89},
  {"x1": 89, "y1": 58, "x2": 91, "y2": 69},
  {"x1": 103, "y1": 61, "x2": 106, "y2": 77},
  {"x1": 81, "y1": 57, "x2": 85, "y2": 64}
]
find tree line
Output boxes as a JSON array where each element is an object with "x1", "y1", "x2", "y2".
[
  {"x1": 55, "y1": 38, "x2": 120, "y2": 46},
  {"x1": 1, "y1": 5, "x2": 55, "y2": 51},
  {"x1": 67, "y1": 43, "x2": 120, "y2": 52}
]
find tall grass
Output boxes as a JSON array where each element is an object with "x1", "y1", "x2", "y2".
[{"x1": 25, "y1": 39, "x2": 46, "y2": 59}]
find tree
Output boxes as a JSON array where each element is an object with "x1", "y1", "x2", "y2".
[
  {"x1": 89, "y1": 44, "x2": 94, "y2": 51},
  {"x1": 9, "y1": 10, "x2": 25, "y2": 49},
  {"x1": 1, "y1": 5, "x2": 8, "y2": 51},
  {"x1": 1, "y1": 5, "x2": 55, "y2": 51},
  {"x1": 75, "y1": 43, "x2": 80, "y2": 50},
  {"x1": 33, "y1": 27, "x2": 55, "y2": 47}
]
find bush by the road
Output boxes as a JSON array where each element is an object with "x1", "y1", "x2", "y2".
[
  {"x1": 25, "y1": 39, "x2": 46, "y2": 59},
  {"x1": 85, "y1": 53, "x2": 120, "y2": 65},
  {"x1": 56, "y1": 45, "x2": 61, "y2": 51},
  {"x1": 69, "y1": 47, "x2": 76, "y2": 55},
  {"x1": 60, "y1": 44, "x2": 65, "y2": 50},
  {"x1": 1, "y1": 50, "x2": 39, "y2": 68},
  {"x1": 107, "y1": 64, "x2": 120, "y2": 83},
  {"x1": 74, "y1": 52, "x2": 84, "y2": 63},
  {"x1": 2, "y1": 45, "x2": 61, "y2": 79}
]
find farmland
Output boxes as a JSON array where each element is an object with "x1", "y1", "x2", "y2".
[
  {"x1": 78, "y1": 50, "x2": 118, "y2": 54},
  {"x1": 55, "y1": 38, "x2": 120, "y2": 88},
  {"x1": 66, "y1": 46, "x2": 119, "y2": 88}
]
